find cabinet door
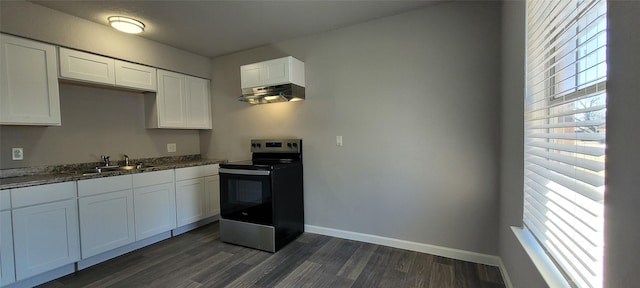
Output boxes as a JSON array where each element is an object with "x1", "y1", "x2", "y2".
[
  {"x1": 0, "y1": 34, "x2": 60, "y2": 125},
  {"x1": 156, "y1": 70, "x2": 187, "y2": 128},
  {"x1": 133, "y1": 183, "x2": 176, "y2": 240},
  {"x1": 240, "y1": 62, "x2": 263, "y2": 89},
  {"x1": 12, "y1": 199, "x2": 80, "y2": 280},
  {"x1": 115, "y1": 60, "x2": 157, "y2": 91},
  {"x1": 263, "y1": 57, "x2": 290, "y2": 86},
  {"x1": 176, "y1": 178, "x2": 205, "y2": 226},
  {"x1": 58, "y1": 47, "x2": 115, "y2": 85},
  {"x1": 78, "y1": 190, "x2": 135, "y2": 259},
  {"x1": 204, "y1": 175, "x2": 220, "y2": 218},
  {"x1": 1, "y1": 211, "x2": 15, "y2": 286},
  {"x1": 185, "y1": 76, "x2": 211, "y2": 129}
]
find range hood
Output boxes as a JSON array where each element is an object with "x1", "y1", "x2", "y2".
[
  {"x1": 239, "y1": 56, "x2": 305, "y2": 104},
  {"x1": 239, "y1": 84, "x2": 305, "y2": 104}
]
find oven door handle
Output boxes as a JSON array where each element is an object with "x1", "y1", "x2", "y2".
[{"x1": 219, "y1": 168, "x2": 271, "y2": 176}]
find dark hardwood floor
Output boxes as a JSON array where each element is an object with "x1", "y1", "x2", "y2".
[{"x1": 39, "y1": 222, "x2": 506, "y2": 288}]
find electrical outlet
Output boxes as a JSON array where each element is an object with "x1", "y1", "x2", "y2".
[
  {"x1": 336, "y1": 136, "x2": 343, "y2": 147},
  {"x1": 12, "y1": 148, "x2": 24, "y2": 160},
  {"x1": 167, "y1": 143, "x2": 177, "y2": 153}
]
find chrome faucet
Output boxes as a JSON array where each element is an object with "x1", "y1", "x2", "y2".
[
  {"x1": 101, "y1": 155, "x2": 110, "y2": 167},
  {"x1": 124, "y1": 154, "x2": 130, "y2": 166}
]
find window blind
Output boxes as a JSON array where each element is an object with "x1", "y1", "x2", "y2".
[{"x1": 524, "y1": 0, "x2": 606, "y2": 287}]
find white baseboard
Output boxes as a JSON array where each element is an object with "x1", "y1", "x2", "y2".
[{"x1": 304, "y1": 224, "x2": 502, "y2": 267}]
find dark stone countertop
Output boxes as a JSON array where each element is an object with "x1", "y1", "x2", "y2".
[{"x1": 0, "y1": 155, "x2": 226, "y2": 190}]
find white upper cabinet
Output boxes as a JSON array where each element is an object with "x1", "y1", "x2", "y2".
[
  {"x1": 115, "y1": 60, "x2": 157, "y2": 92},
  {"x1": 240, "y1": 56, "x2": 305, "y2": 89},
  {"x1": 185, "y1": 76, "x2": 211, "y2": 129},
  {"x1": 153, "y1": 70, "x2": 187, "y2": 128},
  {"x1": 146, "y1": 70, "x2": 211, "y2": 129},
  {"x1": 59, "y1": 48, "x2": 157, "y2": 91},
  {"x1": 59, "y1": 47, "x2": 115, "y2": 85},
  {"x1": 0, "y1": 34, "x2": 61, "y2": 126}
]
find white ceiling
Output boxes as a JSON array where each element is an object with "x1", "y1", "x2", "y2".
[{"x1": 31, "y1": 0, "x2": 441, "y2": 58}]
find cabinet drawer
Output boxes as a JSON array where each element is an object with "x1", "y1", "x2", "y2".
[
  {"x1": 1, "y1": 189, "x2": 10, "y2": 211},
  {"x1": 133, "y1": 169, "x2": 174, "y2": 188},
  {"x1": 175, "y1": 166, "x2": 204, "y2": 181},
  {"x1": 203, "y1": 164, "x2": 219, "y2": 176},
  {"x1": 78, "y1": 175, "x2": 132, "y2": 197},
  {"x1": 11, "y1": 182, "x2": 76, "y2": 208}
]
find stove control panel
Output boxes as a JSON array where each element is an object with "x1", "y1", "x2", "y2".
[{"x1": 251, "y1": 139, "x2": 301, "y2": 153}]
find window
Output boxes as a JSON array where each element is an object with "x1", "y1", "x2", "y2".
[{"x1": 524, "y1": 0, "x2": 607, "y2": 287}]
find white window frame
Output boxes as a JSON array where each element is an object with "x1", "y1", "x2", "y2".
[{"x1": 520, "y1": 0, "x2": 607, "y2": 287}]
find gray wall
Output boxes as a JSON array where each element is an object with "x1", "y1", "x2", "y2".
[
  {"x1": 202, "y1": 1, "x2": 502, "y2": 255},
  {"x1": 604, "y1": 1, "x2": 640, "y2": 287},
  {"x1": 497, "y1": 1, "x2": 640, "y2": 287},
  {"x1": 0, "y1": 84, "x2": 200, "y2": 169},
  {"x1": 0, "y1": 0, "x2": 211, "y2": 78}
]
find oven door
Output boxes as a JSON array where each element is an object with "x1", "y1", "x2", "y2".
[{"x1": 219, "y1": 168, "x2": 273, "y2": 226}]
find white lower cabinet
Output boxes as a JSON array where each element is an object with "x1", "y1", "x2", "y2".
[
  {"x1": 1, "y1": 189, "x2": 14, "y2": 287},
  {"x1": 175, "y1": 164, "x2": 219, "y2": 226},
  {"x1": 78, "y1": 190, "x2": 134, "y2": 259},
  {"x1": 175, "y1": 177, "x2": 205, "y2": 226},
  {"x1": 1, "y1": 164, "x2": 217, "y2": 285},
  {"x1": 1, "y1": 210, "x2": 15, "y2": 286},
  {"x1": 11, "y1": 182, "x2": 80, "y2": 281},
  {"x1": 132, "y1": 170, "x2": 176, "y2": 241},
  {"x1": 204, "y1": 175, "x2": 220, "y2": 218},
  {"x1": 78, "y1": 175, "x2": 135, "y2": 259}
]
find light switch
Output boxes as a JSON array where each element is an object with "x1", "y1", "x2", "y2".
[{"x1": 336, "y1": 136, "x2": 343, "y2": 147}]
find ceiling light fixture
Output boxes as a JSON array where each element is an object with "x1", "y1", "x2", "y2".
[{"x1": 108, "y1": 16, "x2": 145, "y2": 34}]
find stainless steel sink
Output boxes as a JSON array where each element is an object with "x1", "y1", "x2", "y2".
[
  {"x1": 97, "y1": 165, "x2": 120, "y2": 172},
  {"x1": 80, "y1": 171, "x2": 101, "y2": 176},
  {"x1": 119, "y1": 164, "x2": 154, "y2": 171},
  {"x1": 78, "y1": 164, "x2": 154, "y2": 175}
]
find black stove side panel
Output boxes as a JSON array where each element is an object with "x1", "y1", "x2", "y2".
[{"x1": 271, "y1": 164, "x2": 304, "y2": 251}]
